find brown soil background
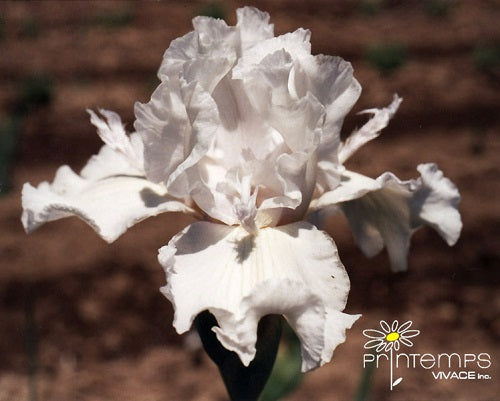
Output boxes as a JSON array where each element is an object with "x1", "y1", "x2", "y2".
[{"x1": 1, "y1": 1, "x2": 499, "y2": 400}]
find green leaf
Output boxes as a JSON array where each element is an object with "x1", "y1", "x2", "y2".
[
  {"x1": 366, "y1": 42, "x2": 408, "y2": 74},
  {"x1": 0, "y1": 116, "x2": 21, "y2": 195},
  {"x1": 259, "y1": 321, "x2": 303, "y2": 401}
]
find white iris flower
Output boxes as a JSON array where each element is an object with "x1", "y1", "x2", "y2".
[{"x1": 21, "y1": 7, "x2": 461, "y2": 372}]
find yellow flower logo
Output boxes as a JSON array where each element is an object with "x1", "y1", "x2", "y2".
[
  {"x1": 363, "y1": 320, "x2": 420, "y2": 390},
  {"x1": 363, "y1": 320, "x2": 419, "y2": 352}
]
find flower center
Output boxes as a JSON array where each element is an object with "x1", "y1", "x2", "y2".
[{"x1": 386, "y1": 332, "x2": 400, "y2": 342}]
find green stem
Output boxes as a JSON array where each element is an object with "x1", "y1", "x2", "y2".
[
  {"x1": 195, "y1": 312, "x2": 282, "y2": 401},
  {"x1": 355, "y1": 350, "x2": 375, "y2": 401}
]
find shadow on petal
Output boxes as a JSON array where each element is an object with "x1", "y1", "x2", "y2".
[
  {"x1": 233, "y1": 234, "x2": 256, "y2": 263},
  {"x1": 174, "y1": 222, "x2": 234, "y2": 255},
  {"x1": 140, "y1": 187, "x2": 170, "y2": 207}
]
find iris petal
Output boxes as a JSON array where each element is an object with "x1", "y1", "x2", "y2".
[
  {"x1": 22, "y1": 166, "x2": 192, "y2": 243},
  {"x1": 338, "y1": 95, "x2": 402, "y2": 164},
  {"x1": 340, "y1": 164, "x2": 462, "y2": 271},
  {"x1": 159, "y1": 220, "x2": 359, "y2": 372},
  {"x1": 21, "y1": 109, "x2": 194, "y2": 242}
]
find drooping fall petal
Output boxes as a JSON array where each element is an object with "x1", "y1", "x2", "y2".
[
  {"x1": 159, "y1": 220, "x2": 360, "y2": 372},
  {"x1": 339, "y1": 163, "x2": 461, "y2": 271},
  {"x1": 22, "y1": 111, "x2": 195, "y2": 242}
]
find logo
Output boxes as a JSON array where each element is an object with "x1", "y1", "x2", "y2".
[
  {"x1": 363, "y1": 320, "x2": 420, "y2": 390},
  {"x1": 362, "y1": 320, "x2": 493, "y2": 391}
]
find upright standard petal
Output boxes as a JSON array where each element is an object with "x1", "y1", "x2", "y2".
[
  {"x1": 159, "y1": 220, "x2": 360, "y2": 372},
  {"x1": 339, "y1": 164, "x2": 462, "y2": 271},
  {"x1": 309, "y1": 55, "x2": 362, "y2": 193},
  {"x1": 158, "y1": 16, "x2": 237, "y2": 89},
  {"x1": 134, "y1": 78, "x2": 220, "y2": 198},
  {"x1": 134, "y1": 78, "x2": 192, "y2": 184},
  {"x1": 236, "y1": 6, "x2": 274, "y2": 52}
]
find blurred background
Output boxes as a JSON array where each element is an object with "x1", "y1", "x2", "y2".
[{"x1": 1, "y1": 1, "x2": 499, "y2": 400}]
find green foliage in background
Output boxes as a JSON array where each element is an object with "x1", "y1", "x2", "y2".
[
  {"x1": 357, "y1": 0, "x2": 386, "y2": 16},
  {"x1": 355, "y1": 351, "x2": 376, "y2": 401},
  {"x1": 259, "y1": 321, "x2": 303, "y2": 401},
  {"x1": 92, "y1": 8, "x2": 134, "y2": 29},
  {"x1": 0, "y1": 74, "x2": 52, "y2": 195},
  {"x1": 15, "y1": 75, "x2": 53, "y2": 116},
  {"x1": 19, "y1": 17, "x2": 40, "y2": 39},
  {"x1": 472, "y1": 43, "x2": 500, "y2": 72},
  {"x1": 198, "y1": 2, "x2": 227, "y2": 21},
  {"x1": 423, "y1": 0, "x2": 456, "y2": 18},
  {"x1": 0, "y1": 117, "x2": 21, "y2": 195},
  {"x1": 366, "y1": 42, "x2": 409, "y2": 74}
]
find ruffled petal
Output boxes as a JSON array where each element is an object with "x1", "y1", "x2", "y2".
[
  {"x1": 134, "y1": 78, "x2": 191, "y2": 184},
  {"x1": 412, "y1": 163, "x2": 462, "y2": 246},
  {"x1": 175, "y1": 17, "x2": 236, "y2": 94},
  {"x1": 312, "y1": 169, "x2": 382, "y2": 209},
  {"x1": 292, "y1": 55, "x2": 360, "y2": 191},
  {"x1": 338, "y1": 95, "x2": 402, "y2": 164},
  {"x1": 22, "y1": 107, "x2": 194, "y2": 242},
  {"x1": 79, "y1": 134, "x2": 144, "y2": 181},
  {"x1": 159, "y1": 220, "x2": 359, "y2": 372},
  {"x1": 158, "y1": 17, "x2": 237, "y2": 91},
  {"x1": 229, "y1": 50, "x2": 323, "y2": 224},
  {"x1": 134, "y1": 78, "x2": 220, "y2": 197},
  {"x1": 192, "y1": 16, "x2": 235, "y2": 56},
  {"x1": 259, "y1": 151, "x2": 317, "y2": 225},
  {"x1": 236, "y1": 7, "x2": 274, "y2": 52},
  {"x1": 233, "y1": 28, "x2": 311, "y2": 71},
  {"x1": 340, "y1": 164, "x2": 462, "y2": 271},
  {"x1": 310, "y1": 55, "x2": 361, "y2": 192},
  {"x1": 236, "y1": 49, "x2": 323, "y2": 152},
  {"x1": 293, "y1": 55, "x2": 360, "y2": 126},
  {"x1": 21, "y1": 165, "x2": 193, "y2": 243},
  {"x1": 87, "y1": 109, "x2": 143, "y2": 170}
]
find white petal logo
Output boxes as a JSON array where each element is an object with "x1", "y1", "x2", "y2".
[{"x1": 363, "y1": 320, "x2": 420, "y2": 390}]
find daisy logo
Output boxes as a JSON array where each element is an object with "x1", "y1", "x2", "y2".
[{"x1": 363, "y1": 320, "x2": 420, "y2": 390}]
